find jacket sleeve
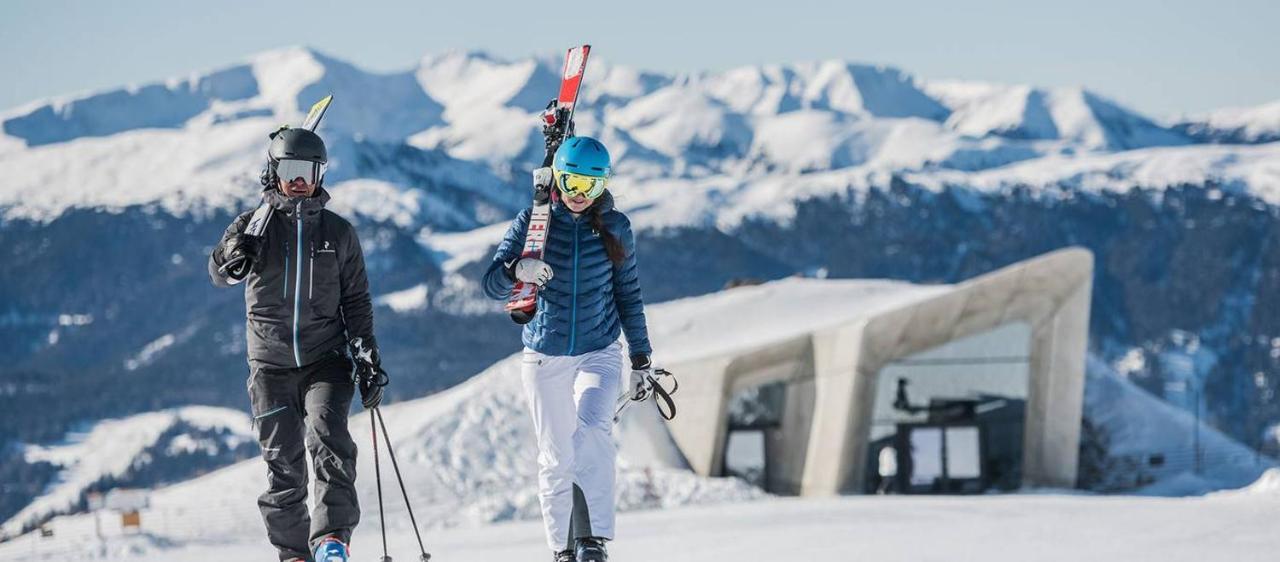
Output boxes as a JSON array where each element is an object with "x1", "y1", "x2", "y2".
[
  {"x1": 207, "y1": 211, "x2": 253, "y2": 288},
  {"x1": 611, "y1": 214, "x2": 652, "y2": 356},
  {"x1": 481, "y1": 208, "x2": 532, "y2": 301},
  {"x1": 339, "y1": 222, "x2": 378, "y2": 350}
]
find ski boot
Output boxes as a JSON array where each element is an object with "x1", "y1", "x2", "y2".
[
  {"x1": 314, "y1": 535, "x2": 349, "y2": 562},
  {"x1": 554, "y1": 548, "x2": 576, "y2": 562},
  {"x1": 575, "y1": 537, "x2": 607, "y2": 562}
]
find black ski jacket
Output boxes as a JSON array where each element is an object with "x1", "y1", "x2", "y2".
[{"x1": 209, "y1": 188, "x2": 377, "y2": 370}]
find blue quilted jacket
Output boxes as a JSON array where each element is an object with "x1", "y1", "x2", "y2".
[{"x1": 482, "y1": 191, "x2": 652, "y2": 357}]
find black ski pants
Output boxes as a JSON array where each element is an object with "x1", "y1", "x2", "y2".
[{"x1": 248, "y1": 352, "x2": 359, "y2": 561}]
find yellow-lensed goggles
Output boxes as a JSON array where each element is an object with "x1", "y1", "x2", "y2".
[{"x1": 555, "y1": 170, "x2": 608, "y2": 199}]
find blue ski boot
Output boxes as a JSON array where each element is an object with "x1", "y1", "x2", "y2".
[{"x1": 314, "y1": 536, "x2": 349, "y2": 562}]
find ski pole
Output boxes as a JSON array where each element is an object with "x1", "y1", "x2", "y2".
[
  {"x1": 374, "y1": 407, "x2": 431, "y2": 562},
  {"x1": 372, "y1": 414, "x2": 390, "y2": 562},
  {"x1": 614, "y1": 368, "x2": 678, "y2": 422}
]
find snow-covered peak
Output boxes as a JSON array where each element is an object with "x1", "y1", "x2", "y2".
[
  {"x1": 1174, "y1": 99, "x2": 1280, "y2": 144},
  {"x1": 246, "y1": 46, "x2": 443, "y2": 140},
  {"x1": 416, "y1": 49, "x2": 556, "y2": 112},
  {"x1": 244, "y1": 46, "x2": 328, "y2": 109},
  {"x1": 925, "y1": 80, "x2": 1189, "y2": 150},
  {"x1": 701, "y1": 60, "x2": 948, "y2": 120},
  {"x1": 607, "y1": 84, "x2": 752, "y2": 163}
]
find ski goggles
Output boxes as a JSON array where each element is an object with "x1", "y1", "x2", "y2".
[
  {"x1": 554, "y1": 170, "x2": 608, "y2": 199},
  {"x1": 275, "y1": 159, "x2": 326, "y2": 185}
]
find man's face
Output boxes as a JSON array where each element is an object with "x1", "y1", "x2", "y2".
[
  {"x1": 275, "y1": 159, "x2": 321, "y2": 198},
  {"x1": 279, "y1": 176, "x2": 316, "y2": 198}
]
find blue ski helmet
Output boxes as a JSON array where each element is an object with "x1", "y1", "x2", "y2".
[{"x1": 553, "y1": 136, "x2": 611, "y2": 178}]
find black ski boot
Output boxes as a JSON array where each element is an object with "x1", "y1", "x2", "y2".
[
  {"x1": 576, "y1": 537, "x2": 608, "y2": 562},
  {"x1": 554, "y1": 548, "x2": 576, "y2": 562}
]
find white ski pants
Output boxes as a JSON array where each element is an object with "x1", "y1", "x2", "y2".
[{"x1": 521, "y1": 341, "x2": 622, "y2": 551}]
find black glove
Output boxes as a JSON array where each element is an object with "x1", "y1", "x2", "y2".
[
  {"x1": 218, "y1": 233, "x2": 262, "y2": 279},
  {"x1": 349, "y1": 337, "x2": 387, "y2": 409},
  {"x1": 630, "y1": 354, "x2": 651, "y2": 371}
]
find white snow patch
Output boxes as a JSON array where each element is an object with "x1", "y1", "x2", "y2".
[
  {"x1": 124, "y1": 334, "x2": 176, "y2": 371},
  {"x1": 325, "y1": 178, "x2": 427, "y2": 228},
  {"x1": 57, "y1": 314, "x2": 92, "y2": 326},
  {"x1": 375, "y1": 283, "x2": 429, "y2": 313}
]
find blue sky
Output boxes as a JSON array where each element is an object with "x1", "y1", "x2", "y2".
[{"x1": 1, "y1": 0, "x2": 1275, "y2": 117}]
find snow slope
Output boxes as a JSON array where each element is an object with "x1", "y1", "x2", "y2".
[
  {"x1": 1084, "y1": 356, "x2": 1273, "y2": 495},
  {"x1": 1, "y1": 406, "x2": 253, "y2": 536},
  {"x1": 3, "y1": 278, "x2": 1276, "y2": 560}
]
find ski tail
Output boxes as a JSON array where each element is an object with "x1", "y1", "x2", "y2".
[
  {"x1": 243, "y1": 197, "x2": 275, "y2": 237},
  {"x1": 505, "y1": 45, "x2": 592, "y2": 323},
  {"x1": 301, "y1": 94, "x2": 334, "y2": 131}
]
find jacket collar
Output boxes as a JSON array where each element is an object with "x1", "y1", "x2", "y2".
[{"x1": 263, "y1": 187, "x2": 330, "y2": 219}]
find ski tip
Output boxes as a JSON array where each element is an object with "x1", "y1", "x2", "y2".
[{"x1": 302, "y1": 94, "x2": 335, "y2": 131}]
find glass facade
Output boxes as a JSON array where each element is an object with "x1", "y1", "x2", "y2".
[{"x1": 867, "y1": 322, "x2": 1032, "y2": 493}]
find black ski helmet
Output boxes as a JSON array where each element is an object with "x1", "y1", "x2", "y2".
[
  {"x1": 261, "y1": 127, "x2": 328, "y2": 190},
  {"x1": 268, "y1": 127, "x2": 327, "y2": 164}
]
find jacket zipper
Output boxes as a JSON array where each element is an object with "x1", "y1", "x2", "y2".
[
  {"x1": 282, "y1": 240, "x2": 289, "y2": 300},
  {"x1": 569, "y1": 218, "x2": 580, "y2": 355},
  {"x1": 292, "y1": 200, "x2": 304, "y2": 368},
  {"x1": 309, "y1": 243, "x2": 314, "y2": 300}
]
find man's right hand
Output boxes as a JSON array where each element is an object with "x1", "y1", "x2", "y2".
[
  {"x1": 217, "y1": 234, "x2": 261, "y2": 278},
  {"x1": 350, "y1": 337, "x2": 387, "y2": 410}
]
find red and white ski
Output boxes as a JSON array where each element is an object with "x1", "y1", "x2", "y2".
[{"x1": 506, "y1": 45, "x2": 591, "y2": 324}]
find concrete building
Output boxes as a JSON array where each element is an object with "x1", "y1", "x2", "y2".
[{"x1": 653, "y1": 247, "x2": 1093, "y2": 496}]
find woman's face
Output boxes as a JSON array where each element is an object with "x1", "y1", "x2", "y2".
[{"x1": 564, "y1": 192, "x2": 593, "y2": 213}]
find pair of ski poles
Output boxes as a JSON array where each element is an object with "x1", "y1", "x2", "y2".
[
  {"x1": 369, "y1": 407, "x2": 431, "y2": 562},
  {"x1": 369, "y1": 365, "x2": 676, "y2": 562}
]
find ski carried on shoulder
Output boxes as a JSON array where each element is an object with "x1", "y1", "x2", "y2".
[
  {"x1": 221, "y1": 94, "x2": 334, "y2": 281},
  {"x1": 506, "y1": 45, "x2": 591, "y2": 324}
]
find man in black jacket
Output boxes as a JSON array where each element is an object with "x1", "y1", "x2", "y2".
[{"x1": 209, "y1": 127, "x2": 386, "y2": 562}]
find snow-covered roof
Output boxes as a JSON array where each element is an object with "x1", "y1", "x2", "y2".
[{"x1": 647, "y1": 278, "x2": 946, "y2": 364}]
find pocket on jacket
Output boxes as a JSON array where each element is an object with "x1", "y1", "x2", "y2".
[{"x1": 309, "y1": 252, "x2": 341, "y2": 318}]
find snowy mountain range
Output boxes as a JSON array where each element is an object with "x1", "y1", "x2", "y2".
[
  {"x1": 2, "y1": 46, "x2": 1279, "y2": 533},
  {"x1": 3, "y1": 46, "x2": 1277, "y2": 223}
]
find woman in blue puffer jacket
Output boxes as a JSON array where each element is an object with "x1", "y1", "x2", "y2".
[{"x1": 482, "y1": 136, "x2": 651, "y2": 562}]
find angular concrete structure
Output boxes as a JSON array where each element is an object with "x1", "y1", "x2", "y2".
[{"x1": 657, "y1": 247, "x2": 1093, "y2": 495}]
